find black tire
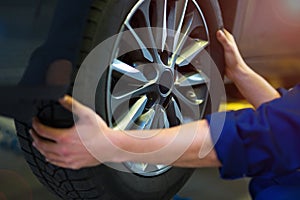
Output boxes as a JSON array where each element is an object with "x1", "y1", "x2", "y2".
[{"x1": 16, "y1": 0, "x2": 224, "y2": 199}]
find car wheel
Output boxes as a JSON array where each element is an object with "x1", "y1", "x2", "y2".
[{"x1": 16, "y1": 0, "x2": 224, "y2": 199}]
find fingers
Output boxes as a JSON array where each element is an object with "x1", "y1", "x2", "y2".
[
  {"x1": 30, "y1": 129, "x2": 80, "y2": 169},
  {"x1": 46, "y1": 159, "x2": 84, "y2": 170},
  {"x1": 216, "y1": 29, "x2": 230, "y2": 46},
  {"x1": 222, "y1": 28, "x2": 232, "y2": 37},
  {"x1": 46, "y1": 160, "x2": 78, "y2": 169},
  {"x1": 216, "y1": 29, "x2": 241, "y2": 58},
  {"x1": 32, "y1": 117, "x2": 71, "y2": 142},
  {"x1": 30, "y1": 129, "x2": 61, "y2": 155}
]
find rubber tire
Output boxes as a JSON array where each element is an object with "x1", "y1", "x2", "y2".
[{"x1": 16, "y1": 0, "x2": 224, "y2": 199}]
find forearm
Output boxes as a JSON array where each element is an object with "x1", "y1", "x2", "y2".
[
  {"x1": 32, "y1": 96, "x2": 221, "y2": 170},
  {"x1": 109, "y1": 120, "x2": 221, "y2": 168},
  {"x1": 229, "y1": 62, "x2": 280, "y2": 108}
]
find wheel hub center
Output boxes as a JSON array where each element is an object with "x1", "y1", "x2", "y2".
[{"x1": 158, "y1": 69, "x2": 173, "y2": 96}]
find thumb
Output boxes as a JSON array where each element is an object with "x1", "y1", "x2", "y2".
[
  {"x1": 59, "y1": 95, "x2": 108, "y2": 127},
  {"x1": 59, "y1": 95, "x2": 90, "y2": 117}
]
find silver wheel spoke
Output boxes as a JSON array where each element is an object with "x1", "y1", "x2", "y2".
[
  {"x1": 135, "y1": 163, "x2": 148, "y2": 172},
  {"x1": 125, "y1": 22, "x2": 154, "y2": 62},
  {"x1": 138, "y1": 0, "x2": 160, "y2": 60},
  {"x1": 175, "y1": 71, "x2": 208, "y2": 87},
  {"x1": 168, "y1": 0, "x2": 188, "y2": 52},
  {"x1": 126, "y1": 162, "x2": 165, "y2": 173},
  {"x1": 110, "y1": 82, "x2": 155, "y2": 112},
  {"x1": 156, "y1": 165, "x2": 166, "y2": 170},
  {"x1": 151, "y1": 107, "x2": 170, "y2": 129},
  {"x1": 176, "y1": 39, "x2": 209, "y2": 67},
  {"x1": 173, "y1": 12, "x2": 194, "y2": 55},
  {"x1": 126, "y1": 162, "x2": 148, "y2": 172},
  {"x1": 169, "y1": 12, "x2": 193, "y2": 65},
  {"x1": 170, "y1": 11, "x2": 204, "y2": 64},
  {"x1": 154, "y1": 0, "x2": 168, "y2": 51},
  {"x1": 172, "y1": 88, "x2": 203, "y2": 121},
  {"x1": 161, "y1": 108, "x2": 170, "y2": 128},
  {"x1": 170, "y1": 97, "x2": 184, "y2": 124},
  {"x1": 113, "y1": 95, "x2": 148, "y2": 130},
  {"x1": 111, "y1": 59, "x2": 148, "y2": 83},
  {"x1": 182, "y1": 11, "x2": 204, "y2": 38},
  {"x1": 136, "y1": 108, "x2": 155, "y2": 129},
  {"x1": 173, "y1": 87, "x2": 204, "y2": 106},
  {"x1": 162, "y1": 0, "x2": 168, "y2": 51}
]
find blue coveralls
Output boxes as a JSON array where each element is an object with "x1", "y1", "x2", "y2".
[{"x1": 207, "y1": 85, "x2": 300, "y2": 199}]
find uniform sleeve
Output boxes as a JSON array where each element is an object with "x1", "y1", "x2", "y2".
[{"x1": 206, "y1": 84, "x2": 300, "y2": 179}]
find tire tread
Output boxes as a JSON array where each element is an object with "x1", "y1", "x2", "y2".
[{"x1": 15, "y1": 1, "x2": 112, "y2": 198}]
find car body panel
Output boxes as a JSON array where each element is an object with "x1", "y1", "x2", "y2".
[{"x1": 232, "y1": 0, "x2": 300, "y2": 87}]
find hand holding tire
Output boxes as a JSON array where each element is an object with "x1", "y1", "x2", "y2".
[
  {"x1": 216, "y1": 29, "x2": 248, "y2": 81},
  {"x1": 31, "y1": 96, "x2": 107, "y2": 169}
]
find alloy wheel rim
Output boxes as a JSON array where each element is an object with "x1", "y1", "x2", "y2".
[{"x1": 106, "y1": 0, "x2": 210, "y2": 177}]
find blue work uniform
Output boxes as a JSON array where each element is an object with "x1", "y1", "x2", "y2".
[{"x1": 206, "y1": 84, "x2": 300, "y2": 199}]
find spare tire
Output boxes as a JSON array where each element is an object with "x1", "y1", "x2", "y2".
[{"x1": 16, "y1": 0, "x2": 224, "y2": 199}]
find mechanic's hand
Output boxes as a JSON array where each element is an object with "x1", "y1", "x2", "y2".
[
  {"x1": 30, "y1": 96, "x2": 114, "y2": 169},
  {"x1": 216, "y1": 29, "x2": 248, "y2": 80}
]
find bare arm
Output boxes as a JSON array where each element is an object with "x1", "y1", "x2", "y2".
[
  {"x1": 31, "y1": 96, "x2": 221, "y2": 169},
  {"x1": 217, "y1": 29, "x2": 280, "y2": 108},
  {"x1": 114, "y1": 120, "x2": 220, "y2": 168},
  {"x1": 32, "y1": 29, "x2": 276, "y2": 170}
]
